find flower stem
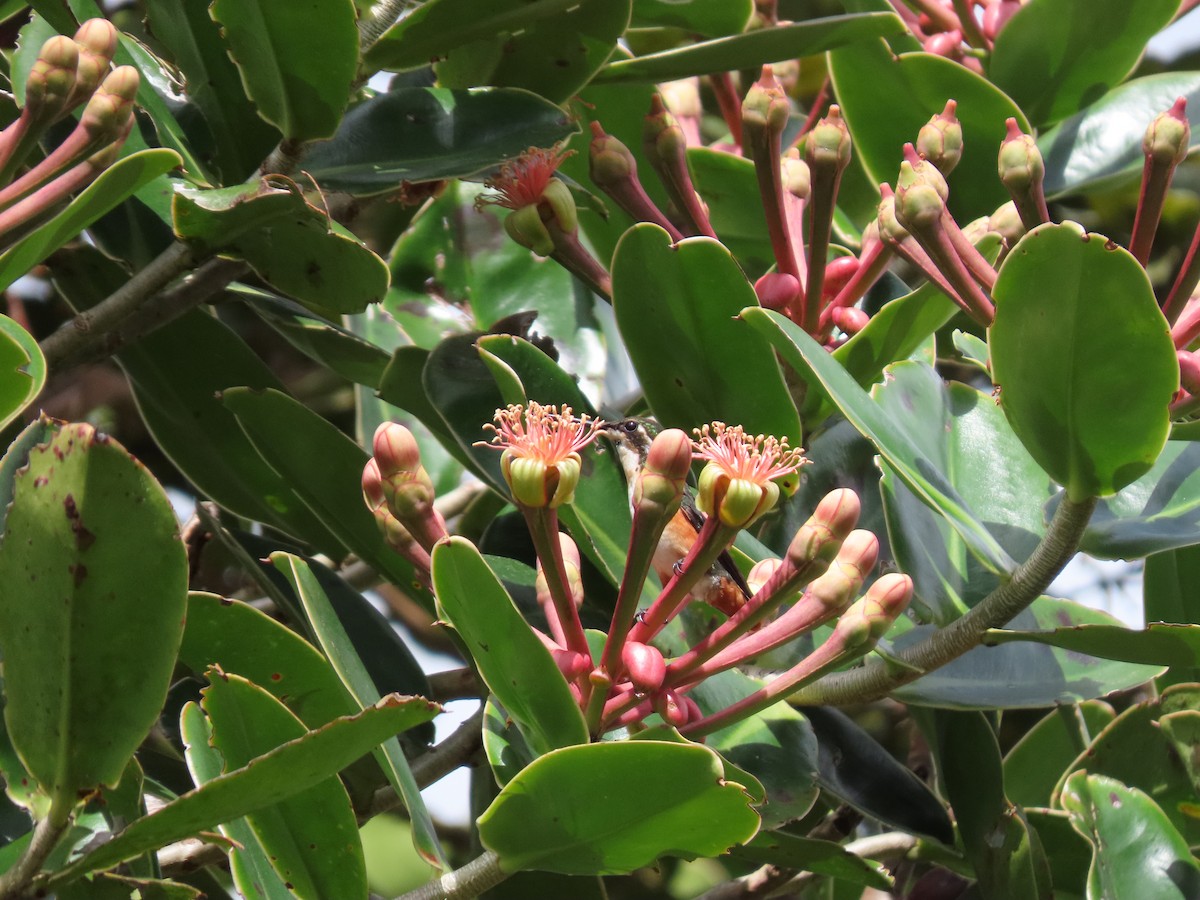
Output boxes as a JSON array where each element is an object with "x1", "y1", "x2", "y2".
[
  {"x1": 786, "y1": 493, "x2": 1097, "y2": 706},
  {"x1": 521, "y1": 507, "x2": 592, "y2": 660}
]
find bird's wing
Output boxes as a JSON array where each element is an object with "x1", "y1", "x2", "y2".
[{"x1": 679, "y1": 492, "x2": 753, "y2": 600}]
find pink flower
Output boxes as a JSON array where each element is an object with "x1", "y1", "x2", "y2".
[
  {"x1": 479, "y1": 402, "x2": 601, "y2": 507},
  {"x1": 693, "y1": 423, "x2": 808, "y2": 527}
]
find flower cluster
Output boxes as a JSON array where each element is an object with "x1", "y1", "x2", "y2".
[{"x1": 363, "y1": 406, "x2": 912, "y2": 740}]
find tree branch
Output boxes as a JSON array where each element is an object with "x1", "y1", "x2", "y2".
[
  {"x1": 397, "y1": 850, "x2": 507, "y2": 900},
  {"x1": 789, "y1": 493, "x2": 1098, "y2": 706},
  {"x1": 0, "y1": 816, "x2": 68, "y2": 900}
]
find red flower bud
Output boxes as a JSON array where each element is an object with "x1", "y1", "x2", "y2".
[{"x1": 622, "y1": 642, "x2": 667, "y2": 693}]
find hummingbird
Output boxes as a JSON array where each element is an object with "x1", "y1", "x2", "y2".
[{"x1": 599, "y1": 417, "x2": 752, "y2": 619}]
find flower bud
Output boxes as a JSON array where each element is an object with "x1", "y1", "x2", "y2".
[
  {"x1": 1179, "y1": 351, "x2": 1200, "y2": 394},
  {"x1": 828, "y1": 572, "x2": 913, "y2": 650},
  {"x1": 899, "y1": 143, "x2": 949, "y2": 200},
  {"x1": 807, "y1": 529, "x2": 878, "y2": 610},
  {"x1": 589, "y1": 121, "x2": 635, "y2": 186},
  {"x1": 806, "y1": 105, "x2": 851, "y2": 172},
  {"x1": 923, "y1": 30, "x2": 963, "y2": 60},
  {"x1": 633, "y1": 428, "x2": 691, "y2": 512},
  {"x1": 80, "y1": 65, "x2": 139, "y2": 141},
  {"x1": 982, "y1": 0, "x2": 1021, "y2": 40},
  {"x1": 71, "y1": 18, "x2": 119, "y2": 103},
  {"x1": 895, "y1": 177, "x2": 945, "y2": 231},
  {"x1": 660, "y1": 77, "x2": 701, "y2": 120},
  {"x1": 551, "y1": 649, "x2": 590, "y2": 682},
  {"x1": 362, "y1": 457, "x2": 386, "y2": 511},
  {"x1": 654, "y1": 689, "x2": 690, "y2": 728},
  {"x1": 988, "y1": 200, "x2": 1025, "y2": 245},
  {"x1": 917, "y1": 100, "x2": 963, "y2": 175},
  {"x1": 643, "y1": 95, "x2": 687, "y2": 165},
  {"x1": 374, "y1": 422, "x2": 422, "y2": 473},
  {"x1": 998, "y1": 118, "x2": 1044, "y2": 193},
  {"x1": 741, "y1": 65, "x2": 790, "y2": 136},
  {"x1": 747, "y1": 558, "x2": 782, "y2": 594},
  {"x1": 373, "y1": 423, "x2": 437, "y2": 519},
  {"x1": 781, "y1": 150, "x2": 811, "y2": 200},
  {"x1": 503, "y1": 203, "x2": 554, "y2": 257},
  {"x1": 831, "y1": 306, "x2": 869, "y2": 335},
  {"x1": 1144, "y1": 97, "x2": 1190, "y2": 167},
  {"x1": 26, "y1": 36, "x2": 79, "y2": 120},
  {"x1": 823, "y1": 255, "x2": 860, "y2": 302},
  {"x1": 622, "y1": 642, "x2": 666, "y2": 693},
  {"x1": 754, "y1": 271, "x2": 801, "y2": 311}
]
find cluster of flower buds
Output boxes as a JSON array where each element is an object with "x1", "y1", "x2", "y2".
[
  {"x1": 366, "y1": 403, "x2": 913, "y2": 740},
  {"x1": 889, "y1": 0, "x2": 1020, "y2": 64},
  {"x1": 475, "y1": 145, "x2": 612, "y2": 299},
  {"x1": 362, "y1": 422, "x2": 449, "y2": 583},
  {"x1": 0, "y1": 20, "x2": 138, "y2": 251}
]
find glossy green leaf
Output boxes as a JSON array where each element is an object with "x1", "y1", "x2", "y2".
[
  {"x1": 1025, "y1": 807, "x2": 1096, "y2": 895},
  {"x1": 435, "y1": 0, "x2": 630, "y2": 104},
  {"x1": 0, "y1": 149, "x2": 180, "y2": 291},
  {"x1": 629, "y1": 724, "x2": 765, "y2": 808},
  {"x1": 990, "y1": 222, "x2": 1177, "y2": 500},
  {"x1": 829, "y1": 39, "x2": 1028, "y2": 221},
  {"x1": 365, "y1": 0, "x2": 580, "y2": 71},
  {"x1": 272, "y1": 552, "x2": 447, "y2": 870},
  {"x1": 989, "y1": 0, "x2": 1177, "y2": 128},
  {"x1": 178, "y1": 593, "x2": 358, "y2": 730},
  {"x1": 596, "y1": 13, "x2": 905, "y2": 83},
  {"x1": 0, "y1": 313, "x2": 44, "y2": 432},
  {"x1": 804, "y1": 706, "x2": 953, "y2": 844},
  {"x1": 0, "y1": 421, "x2": 187, "y2": 818},
  {"x1": 1062, "y1": 772, "x2": 1200, "y2": 899},
  {"x1": 1041, "y1": 73, "x2": 1200, "y2": 197},
  {"x1": 171, "y1": 182, "x2": 306, "y2": 250},
  {"x1": 478, "y1": 741, "x2": 759, "y2": 874},
  {"x1": 483, "y1": 697, "x2": 537, "y2": 787},
  {"x1": 200, "y1": 673, "x2": 368, "y2": 900},
  {"x1": 1003, "y1": 702, "x2": 1116, "y2": 809},
  {"x1": 612, "y1": 226, "x2": 802, "y2": 447},
  {"x1": 876, "y1": 363, "x2": 1054, "y2": 624},
  {"x1": 57, "y1": 873, "x2": 203, "y2": 899},
  {"x1": 304, "y1": 88, "x2": 576, "y2": 196},
  {"x1": 210, "y1": 0, "x2": 357, "y2": 141},
  {"x1": 1078, "y1": 442, "x2": 1200, "y2": 559},
  {"x1": 432, "y1": 537, "x2": 588, "y2": 754},
  {"x1": 984, "y1": 622, "x2": 1200, "y2": 671},
  {"x1": 743, "y1": 306, "x2": 1014, "y2": 572},
  {"x1": 143, "y1": 0, "x2": 281, "y2": 181},
  {"x1": 630, "y1": 0, "x2": 752, "y2": 36},
  {"x1": 732, "y1": 832, "x2": 891, "y2": 889},
  {"x1": 53, "y1": 692, "x2": 437, "y2": 883},
  {"x1": 1054, "y1": 685, "x2": 1200, "y2": 846},
  {"x1": 890, "y1": 597, "x2": 1161, "y2": 708},
  {"x1": 1145, "y1": 546, "x2": 1200, "y2": 687},
  {"x1": 50, "y1": 247, "x2": 350, "y2": 554},
  {"x1": 221, "y1": 387, "x2": 431, "y2": 606}
]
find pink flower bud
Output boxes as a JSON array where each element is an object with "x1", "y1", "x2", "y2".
[
  {"x1": 551, "y1": 649, "x2": 590, "y2": 681},
  {"x1": 362, "y1": 458, "x2": 385, "y2": 510},
  {"x1": 654, "y1": 689, "x2": 690, "y2": 727},
  {"x1": 747, "y1": 558, "x2": 782, "y2": 594},
  {"x1": 823, "y1": 255, "x2": 860, "y2": 302},
  {"x1": 373, "y1": 422, "x2": 423, "y2": 474},
  {"x1": 622, "y1": 641, "x2": 666, "y2": 692},
  {"x1": 1179, "y1": 351, "x2": 1200, "y2": 394},
  {"x1": 831, "y1": 306, "x2": 869, "y2": 336},
  {"x1": 754, "y1": 271, "x2": 801, "y2": 311}
]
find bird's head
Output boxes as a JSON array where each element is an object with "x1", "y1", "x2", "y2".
[{"x1": 598, "y1": 417, "x2": 661, "y2": 486}]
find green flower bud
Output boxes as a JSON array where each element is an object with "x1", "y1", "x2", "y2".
[
  {"x1": 997, "y1": 118, "x2": 1044, "y2": 193},
  {"x1": 503, "y1": 203, "x2": 554, "y2": 257},
  {"x1": 916, "y1": 100, "x2": 963, "y2": 175},
  {"x1": 741, "y1": 65, "x2": 790, "y2": 135},
  {"x1": 1144, "y1": 97, "x2": 1190, "y2": 167},
  {"x1": 806, "y1": 105, "x2": 851, "y2": 171},
  {"x1": 781, "y1": 150, "x2": 811, "y2": 200},
  {"x1": 541, "y1": 177, "x2": 578, "y2": 234}
]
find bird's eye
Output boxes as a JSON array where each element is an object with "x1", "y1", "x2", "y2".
[{"x1": 622, "y1": 420, "x2": 638, "y2": 432}]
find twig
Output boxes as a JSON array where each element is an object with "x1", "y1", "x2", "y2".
[
  {"x1": 0, "y1": 816, "x2": 68, "y2": 900},
  {"x1": 397, "y1": 850, "x2": 507, "y2": 900},
  {"x1": 788, "y1": 493, "x2": 1097, "y2": 706},
  {"x1": 427, "y1": 668, "x2": 482, "y2": 702},
  {"x1": 38, "y1": 241, "x2": 196, "y2": 368},
  {"x1": 368, "y1": 707, "x2": 485, "y2": 818}
]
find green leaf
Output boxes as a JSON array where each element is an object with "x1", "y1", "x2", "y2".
[
  {"x1": 1145, "y1": 545, "x2": 1200, "y2": 687},
  {"x1": 891, "y1": 597, "x2": 1162, "y2": 709},
  {"x1": 365, "y1": 0, "x2": 581, "y2": 72},
  {"x1": 435, "y1": 0, "x2": 631, "y2": 104},
  {"x1": 210, "y1": 0, "x2": 357, "y2": 141},
  {"x1": 990, "y1": 0, "x2": 1177, "y2": 128},
  {"x1": 198, "y1": 672, "x2": 367, "y2": 900},
  {"x1": 595, "y1": 13, "x2": 906, "y2": 83},
  {"x1": 0, "y1": 421, "x2": 187, "y2": 819},
  {"x1": 178, "y1": 593, "x2": 358, "y2": 730},
  {"x1": 1078, "y1": 441, "x2": 1200, "y2": 559},
  {"x1": 804, "y1": 706, "x2": 954, "y2": 844},
  {"x1": 1024, "y1": 807, "x2": 1096, "y2": 895},
  {"x1": 49, "y1": 248, "x2": 349, "y2": 555},
  {"x1": 685, "y1": 148, "x2": 775, "y2": 278},
  {"x1": 432, "y1": 537, "x2": 588, "y2": 754},
  {"x1": 731, "y1": 832, "x2": 891, "y2": 890},
  {"x1": 53, "y1": 693, "x2": 438, "y2": 884},
  {"x1": 0, "y1": 313, "x2": 44, "y2": 431},
  {"x1": 221, "y1": 387, "x2": 432, "y2": 607},
  {"x1": 0, "y1": 149, "x2": 180, "y2": 292},
  {"x1": 304, "y1": 88, "x2": 576, "y2": 196},
  {"x1": 828, "y1": 39, "x2": 1029, "y2": 222},
  {"x1": 478, "y1": 741, "x2": 759, "y2": 874},
  {"x1": 984, "y1": 622, "x2": 1200, "y2": 671},
  {"x1": 612, "y1": 226, "x2": 802, "y2": 448},
  {"x1": 990, "y1": 222, "x2": 1177, "y2": 500},
  {"x1": 742, "y1": 306, "x2": 1014, "y2": 572},
  {"x1": 1041, "y1": 73, "x2": 1200, "y2": 197},
  {"x1": 1062, "y1": 772, "x2": 1200, "y2": 899},
  {"x1": 271, "y1": 552, "x2": 447, "y2": 870},
  {"x1": 143, "y1": 0, "x2": 281, "y2": 181},
  {"x1": 630, "y1": 0, "x2": 752, "y2": 36},
  {"x1": 1003, "y1": 702, "x2": 1116, "y2": 809},
  {"x1": 876, "y1": 362, "x2": 1054, "y2": 624}
]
